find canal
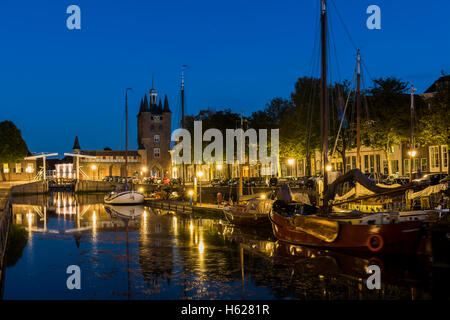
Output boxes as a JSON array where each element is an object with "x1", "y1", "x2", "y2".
[{"x1": 1, "y1": 192, "x2": 448, "y2": 300}]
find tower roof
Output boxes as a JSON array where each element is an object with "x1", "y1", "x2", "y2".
[
  {"x1": 139, "y1": 97, "x2": 145, "y2": 113},
  {"x1": 73, "y1": 136, "x2": 81, "y2": 150},
  {"x1": 163, "y1": 94, "x2": 171, "y2": 113},
  {"x1": 143, "y1": 94, "x2": 149, "y2": 111}
]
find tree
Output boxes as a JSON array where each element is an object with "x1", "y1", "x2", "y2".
[
  {"x1": 0, "y1": 121, "x2": 29, "y2": 180},
  {"x1": 361, "y1": 77, "x2": 411, "y2": 174},
  {"x1": 416, "y1": 85, "x2": 450, "y2": 173}
]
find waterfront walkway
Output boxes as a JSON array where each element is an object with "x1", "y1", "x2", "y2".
[{"x1": 145, "y1": 198, "x2": 225, "y2": 217}]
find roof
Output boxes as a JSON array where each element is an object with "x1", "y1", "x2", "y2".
[
  {"x1": 425, "y1": 75, "x2": 450, "y2": 93},
  {"x1": 73, "y1": 136, "x2": 81, "y2": 150},
  {"x1": 80, "y1": 150, "x2": 141, "y2": 157}
]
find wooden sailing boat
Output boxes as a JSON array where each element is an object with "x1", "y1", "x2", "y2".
[
  {"x1": 223, "y1": 194, "x2": 274, "y2": 227},
  {"x1": 268, "y1": 0, "x2": 423, "y2": 253},
  {"x1": 105, "y1": 88, "x2": 144, "y2": 205}
]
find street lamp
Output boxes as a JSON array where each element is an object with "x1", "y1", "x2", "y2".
[
  {"x1": 188, "y1": 189, "x2": 194, "y2": 206},
  {"x1": 288, "y1": 159, "x2": 295, "y2": 177},
  {"x1": 216, "y1": 164, "x2": 222, "y2": 178},
  {"x1": 197, "y1": 171, "x2": 204, "y2": 203},
  {"x1": 91, "y1": 164, "x2": 97, "y2": 180},
  {"x1": 408, "y1": 150, "x2": 417, "y2": 182}
]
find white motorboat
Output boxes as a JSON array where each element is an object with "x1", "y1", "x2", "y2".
[{"x1": 104, "y1": 190, "x2": 144, "y2": 205}]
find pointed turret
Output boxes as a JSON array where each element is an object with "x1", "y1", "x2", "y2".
[
  {"x1": 163, "y1": 94, "x2": 171, "y2": 113},
  {"x1": 139, "y1": 97, "x2": 145, "y2": 114},
  {"x1": 158, "y1": 98, "x2": 163, "y2": 114},
  {"x1": 143, "y1": 94, "x2": 149, "y2": 111},
  {"x1": 73, "y1": 136, "x2": 81, "y2": 153}
]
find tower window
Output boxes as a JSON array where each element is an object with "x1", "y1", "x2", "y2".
[
  {"x1": 154, "y1": 135, "x2": 160, "y2": 143},
  {"x1": 159, "y1": 125, "x2": 163, "y2": 131},
  {"x1": 154, "y1": 148, "x2": 160, "y2": 158},
  {"x1": 151, "y1": 125, "x2": 155, "y2": 131}
]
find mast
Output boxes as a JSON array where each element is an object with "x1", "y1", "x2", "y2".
[
  {"x1": 125, "y1": 88, "x2": 132, "y2": 186},
  {"x1": 409, "y1": 85, "x2": 417, "y2": 182},
  {"x1": 239, "y1": 113, "x2": 244, "y2": 200},
  {"x1": 356, "y1": 49, "x2": 361, "y2": 170},
  {"x1": 320, "y1": 0, "x2": 329, "y2": 190},
  {"x1": 181, "y1": 66, "x2": 186, "y2": 186}
]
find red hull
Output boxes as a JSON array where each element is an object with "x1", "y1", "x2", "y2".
[{"x1": 269, "y1": 210, "x2": 423, "y2": 253}]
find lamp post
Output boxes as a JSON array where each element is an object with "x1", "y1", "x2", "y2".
[
  {"x1": 188, "y1": 190, "x2": 194, "y2": 206},
  {"x1": 288, "y1": 159, "x2": 295, "y2": 177},
  {"x1": 408, "y1": 150, "x2": 417, "y2": 182},
  {"x1": 91, "y1": 164, "x2": 97, "y2": 181},
  {"x1": 197, "y1": 171, "x2": 204, "y2": 203},
  {"x1": 216, "y1": 164, "x2": 222, "y2": 179}
]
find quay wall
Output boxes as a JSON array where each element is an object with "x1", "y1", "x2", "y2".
[
  {"x1": 11, "y1": 181, "x2": 48, "y2": 195},
  {"x1": 75, "y1": 180, "x2": 116, "y2": 193}
]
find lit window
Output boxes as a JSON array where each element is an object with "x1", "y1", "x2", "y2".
[
  {"x1": 3, "y1": 163, "x2": 9, "y2": 173},
  {"x1": 154, "y1": 135, "x2": 160, "y2": 143},
  {"x1": 442, "y1": 145, "x2": 448, "y2": 169},
  {"x1": 429, "y1": 146, "x2": 440, "y2": 172},
  {"x1": 15, "y1": 163, "x2": 21, "y2": 174},
  {"x1": 154, "y1": 148, "x2": 160, "y2": 158}
]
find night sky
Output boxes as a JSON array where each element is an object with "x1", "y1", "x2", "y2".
[{"x1": 1, "y1": 0, "x2": 449, "y2": 156}]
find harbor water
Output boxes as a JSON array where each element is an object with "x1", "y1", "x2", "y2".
[{"x1": 2, "y1": 192, "x2": 448, "y2": 300}]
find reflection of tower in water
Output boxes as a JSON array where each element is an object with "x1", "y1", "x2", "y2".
[{"x1": 138, "y1": 208, "x2": 174, "y2": 290}]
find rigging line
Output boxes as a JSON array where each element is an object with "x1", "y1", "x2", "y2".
[
  {"x1": 327, "y1": 8, "x2": 342, "y2": 84},
  {"x1": 331, "y1": 64, "x2": 357, "y2": 157},
  {"x1": 361, "y1": 65, "x2": 371, "y2": 120},
  {"x1": 329, "y1": 0, "x2": 358, "y2": 51}
]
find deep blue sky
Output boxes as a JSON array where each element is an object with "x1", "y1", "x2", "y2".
[{"x1": 1, "y1": 0, "x2": 449, "y2": 156}]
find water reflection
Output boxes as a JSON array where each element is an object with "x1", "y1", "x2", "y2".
[{"x1": 2, "y1": 192, "x2": 447, "y2": 300}]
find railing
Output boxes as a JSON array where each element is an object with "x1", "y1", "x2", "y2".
[{"x1": 149, "y1": 200, "x2": 193, "y2": 214}]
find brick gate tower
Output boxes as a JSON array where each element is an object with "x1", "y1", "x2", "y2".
[{"x1": 137, "y1": 80, "x2": 172, "y2": 178}]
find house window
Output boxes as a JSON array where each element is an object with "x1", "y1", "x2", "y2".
[
  {"x1": 345, "y1": 157, "x2": 351, "y2": 172},
  {"x1": 429, "y1": 146, "x2": 440, "y2": 172},
  {"x1": 352, "y1": 156, "x2": 356, "y2": 169},
  {"x1": 389, "y1": 145, "x2": 395, "y2": 153},
  {"x1": 414, "y1": 158, "x2": 420, "y2": 172},
  {"x1": 364, "y1": 155, "x2": 369, "y2": 173},
  {"x1": 442, "y1": 145, "x2": 448, "y2": 170},
  {"x1": 154, "y1": 135, "x2": 160, "y2": 143},
  {"x1": 391, "y1": 160, "x2": 399, "y2": 174},
  {"x1": 154, "y1": 148, "x2": 160, "y2": 158},
  {"x1": 404, "y1": 159, "x2": 410, "y2": 174},
  {"x1": 369, "y1": 155, "x2": 375, "y2": 173},
  {"x1": 376, "y1": 155, "x2": 381, "y2": 173},
  {"x1": 15, "y1": 163, "x2": 22, "y2": 174},
  {"x1": 383, "y1": 160, "x2": 388, "y2": 174},
  {"x1": 3, "y1": 163, "x2": 9, "y2": 173},
  {"x1": 421, "y1": 158, "x2": 427, "y2": 172}
]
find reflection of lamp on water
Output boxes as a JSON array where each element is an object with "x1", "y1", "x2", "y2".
[
  {"x1": 188, "y1": 190, "x2": 194, "y2": 206},
  {"x1": 189, "y1": 221, "x2": 194, "y2": 234},
  {"x1": 197, "y1": 171, "x2": 203, "y2": 203},
  {"x1": 198, "y1": 240, "x2": 205, "y2": 254}
]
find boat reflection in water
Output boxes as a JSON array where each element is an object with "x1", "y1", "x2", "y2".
[{"x1": 104, "y1": 205, "x2": 145, "y2": 220}]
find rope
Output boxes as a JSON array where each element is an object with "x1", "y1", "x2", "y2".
[{"x1": 331, "y1": 64, "x2": 357, "y2": 157}]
